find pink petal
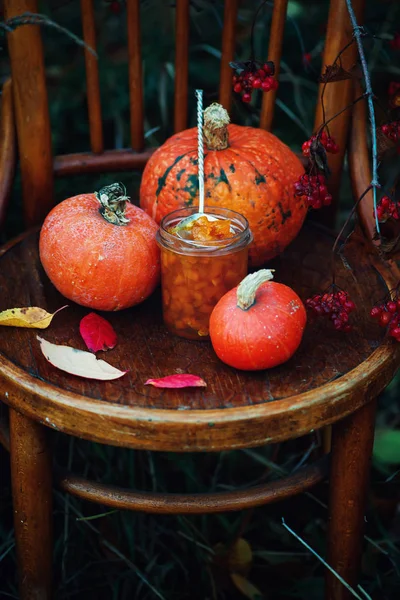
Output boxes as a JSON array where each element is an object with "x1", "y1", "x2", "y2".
[
  {"x1": 79, "y1": 312, "x2": 117, "y2": 353},
  {"x1": 144, "y1": 374, "x2": 207, "y2": 388}
]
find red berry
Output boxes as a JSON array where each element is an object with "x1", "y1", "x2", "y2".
[
  {"x1": 387, "y1": 301, "x2": 397, "y2": 313},
  {"x1": 261, "y1": 79, "x2": 272, "y2": 92},
  {"x1": 242, "y1": 92, "x2": 252, "y2": 103},
  {"x1": 380, "y1": 312, "x2": 391, "y2": 326},
  {"x1": 252, "y1": 78, "x2": 262, "y2": 89},
  {"x1": 110, "y1": 0, "x2": 121, "y2": 14},
  {"x1": 370, "y1": 306, "x2": 382, "y2": 319},
  {"x1": 233, "y1": 83, "x2": 242, "y2": 93}
]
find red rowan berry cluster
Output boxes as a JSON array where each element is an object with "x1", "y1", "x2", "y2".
[
  {"x1": 302, "y1": 130, "x2": 340, "y2": 157},
  {"x1": 381, "y1": 121, "x2": 400, "y2": 144},
  {"x1": 294, "y1": 173, "x2": 332, "y2": 209},
  {"x1": 374, "y1": 196, "x2": 400, "y2": 222},
  {"x1": 306, "y1": 289, "x2": 356, "y2": 332},
  {"x1": 370, "y1": 297, "x2": 400, "y2": 342},
  {"x1": 231, "y1": 61, "x2": 278, "y2": 103}
]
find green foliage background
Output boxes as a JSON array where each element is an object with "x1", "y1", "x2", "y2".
[{"x1": 0, "y1": 1, "x2": 400, "y2": 599}]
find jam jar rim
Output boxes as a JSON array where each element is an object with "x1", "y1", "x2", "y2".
[{"x1": 156, "y1": 206, "x2": 253, "y2": 257}]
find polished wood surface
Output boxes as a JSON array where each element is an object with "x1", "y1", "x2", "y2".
[
  {"x1": 174, "y1": 0, "x2": 190, "y2": 133},
  {"x1": 327, "y1": 399, "x2": 377, "y2": 600},
  {"x1": 218, "y1": 0, "x2": 238, "y2": 113},
  {"x1": 9, "y1": 409, "x2": 53, "y2": 600},
  {"x1": 4, "y1": 0, "x2": 54, "y2": 228},
  {"x1": 80, "y1": 0, "x2": 104, "y2": 154},
  {"x1": 126, "y1": 0, "x2": 144, "y2": 151},
  {"x1": 58, "y1": 457, "x2": 327, "y2": 514},
  {"x1": 0, "y1": 79, "x2": 16, "y2": 229},
  {"x1": 260, "y1": 0, "x2": 288, "y2": 131},
  {"x1": 313, "y1": 0, "x2": 365, "y2": 226},
  {"x1": 0, "y1": 224, "x2": 398, "y2": 451},
  {"x1": 53, "y1": 148, "x2": 155, "y2": 176}
]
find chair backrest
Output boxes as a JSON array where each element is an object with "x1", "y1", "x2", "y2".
[{"x1": 4, "y1": 0, "x2": 365, "y2": 229}]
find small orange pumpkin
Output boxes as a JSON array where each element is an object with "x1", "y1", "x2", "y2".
[
  {"x1": 39, "y1": 184, "x2": 160, "y2": 311},
  {"x1": 209, "y1": 270, "x2": 306, "y2": 370},
  {"x1": 140, "y1": 103, "x2": 306, "y2": 266}
]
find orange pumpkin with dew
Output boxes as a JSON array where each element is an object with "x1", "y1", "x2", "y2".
[
  {"x1": 209, "y1": 270, "x2": 307, "y2": 370},
  {"x1": 39, "y1": 184, "x2": 160, "y2": 311},
  {"x1": 140, "y1": 103, "x2": 306, "y2": 267}
]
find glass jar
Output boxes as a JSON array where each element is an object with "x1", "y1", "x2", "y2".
[{"x1": 156, "y1": 206, "x2": 252, "y2": 340}]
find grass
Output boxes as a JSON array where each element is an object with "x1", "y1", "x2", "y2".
[{"x1": 1, "y1": 0, "x2": 400, "y2": 598}]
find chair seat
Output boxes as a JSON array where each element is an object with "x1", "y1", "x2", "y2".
[{"x1": 0, "y1": 223, "x2": 398, "y2": 452}]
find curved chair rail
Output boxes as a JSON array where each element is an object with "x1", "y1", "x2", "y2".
[{"x1": 56, "y1": 457, "x2": 328, "y2": 514}]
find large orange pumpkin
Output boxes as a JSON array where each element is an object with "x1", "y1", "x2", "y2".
[
  {"x1": 39, "y1": 184, "x2": 160, "y2": 311},
  {"x1": 140, "y1": 103, "x2": 306, "y2": 266}
]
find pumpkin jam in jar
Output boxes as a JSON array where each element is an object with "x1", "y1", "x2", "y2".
[{"x1": 156, "y1": 207, "x2": 252, "y2": 340}]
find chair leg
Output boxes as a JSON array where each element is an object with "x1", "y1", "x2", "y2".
[
  {"x1": 9, "y1": 408, "x2": 53, "y2": 600},
  {"x1": 326, "y1": 399, "x2": 377, "y2": 600}
]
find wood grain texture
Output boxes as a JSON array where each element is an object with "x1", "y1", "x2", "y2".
[
  {"x1": 4, "y1": 0, "x2": 54, "y2": 228},
  {"x1": 80, "y1": 0, "x2": 104, "y2": 154},
  {"x1": 260, "y1": 0, "x2": 288, "y2": 131},
  {"x1": 326, "y1": 399, "x2": 377, "y2": 600},
  {"x1": 349, "y1": 81, "x2": 376, "y2": 244},
  {"x1": 174, "y1": 0, "x2": 190, "y2": 133},
  {"x1": 0, "y1": 411, "x2": 10, "y2": 451},
  {"x1": 219, "y1": 0, "x2": 238, "y2": 112},
  {"x1": 126, "y1": 0, "x2": 144, "y2": 151},
  {"x1": 0, "y1": 224, "x2": 398, "y2": 451},
  {"x1": 53, "y1": 148, "x2": 155, "y2": 176},
  {"x1": 313, "y1": 0, "x2": 365, "y2": 227},
  {"x1": 0, "y1": 79, "x2": 16, "y2": 230},
  {"x1": 9, "y1": 409, "x2": 53, "y2": 600},
  {"x1": 58, "y1": 456, "x2": 327, "y2": 514}
]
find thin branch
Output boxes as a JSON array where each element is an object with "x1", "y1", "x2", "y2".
[
  {"x1": 331, "y1": 185, "x2": 373, "y2": 283},
  {"x1": 345, "y1": 0, "x2": 381, "y2": 235},
  {"x1": 250, "y1": 0, "x2": 269, "y2": 61},
  {"x1": 318, "y1": 38, "x2": 356, "y2": 136},
  {"x1": 317, "y1": 93, "x2": 366, "y2": 137},
  {"x1": 281, "y1": 519, "x2": 373, "y2": 600},
  {"x1": 0, "y1": 12, "x2": 97, "y2": 57}
]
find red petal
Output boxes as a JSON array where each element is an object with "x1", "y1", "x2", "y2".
[
  {"x1": 79, "y1": 312, "x2": 117, "y2": 353},
  {"x1": 144, "y1": 374, "x2": 207, "y2": 388}
]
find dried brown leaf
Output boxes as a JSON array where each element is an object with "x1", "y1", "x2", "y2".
[{"x1": 319, "y1": 63, "x2": 361, "y2": 83}]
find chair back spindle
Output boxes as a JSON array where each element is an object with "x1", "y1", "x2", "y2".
[
  {"x1": 218, "y1": 0, "x2": 238, "y2": 112},
  {"x1": 5, "y1": 0, "x2": 54, "y2": 228},
  {"x1": 127, "y1": 0, "x2": 144, "y2": 151},
  {"x1": 81, "y1": 0, "x2": 104, "y2": 154},
  {"x1": 313, "y1": 0, "x2": 365, "y2": 225},
  {"x1": 260, "y1": 0, "x2": 288, "y2": 131},
  {"x1": 174, "y1": 0, "x2": 190, "y2": 133}
]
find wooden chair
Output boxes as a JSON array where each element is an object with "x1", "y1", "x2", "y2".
[{"x1": 0, "y1": 1, "x2": 399, "y2": 599}]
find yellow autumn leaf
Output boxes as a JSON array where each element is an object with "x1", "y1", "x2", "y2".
[
  {"x1": 228, "y1": 538, "x2": 253, "y2": 575},
  {"x1": 214, "y1": 538, "x2": 253, "y2": 576},
  {"x1": 0, "y1": 305, "x2": 68, "y2": 329},
  {"x1": 230, "y1": 573, "x2": 264, "y2": 600}
]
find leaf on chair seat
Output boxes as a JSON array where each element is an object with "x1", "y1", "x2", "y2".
[
  {"x1": 0, "y1": 305, "x2": 68, "y2": 329},
  {"x1": 79, "y1": 312, "x2": 117, "y2": 352},
  {"x1": 144, "y1": 374, "x2": 207, "y2": 388},
  {"x1": 37, "y1": 336, "x2": 127, "y2": 380}
]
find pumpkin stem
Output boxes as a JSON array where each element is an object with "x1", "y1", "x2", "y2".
[
  {"x1": 237, "y1": 269, "x2": 275, "y2": 310},
  {"x1": 203, "y1": 103, "x2": 230, "y2": 150},
  {"x1": 95, "y1": 183, "x2": 131, "y2": 226}
]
